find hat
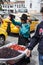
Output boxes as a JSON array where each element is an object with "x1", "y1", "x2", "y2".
[
  {"x1": 20, "y1": 14, "x2": 27, "y2": 21},
  {"x1": 40, "y1": 7, "x2": 43, "y2": 13}
]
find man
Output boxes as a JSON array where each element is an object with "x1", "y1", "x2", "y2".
[{"x1": 25, "y1": 7, "x2": 43, "y2": 65}]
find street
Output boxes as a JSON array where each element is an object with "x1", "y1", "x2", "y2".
[
  {"x1": 5, "y1": 33, "x2": 39, "y2": 65},
  {"x1": 0, "y1": 0, "x2": 43, "y2": 65}
]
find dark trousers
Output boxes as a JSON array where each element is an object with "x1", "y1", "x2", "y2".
[
  {"x1": 18, "y1": 35, "x2": 30, "y2": 46},
  {"x1": 18, "y1": 35, "x2": 30, "y2": 65},
  {"x1": 39, "y1": 53, "x2": 43, "y2": 65}
]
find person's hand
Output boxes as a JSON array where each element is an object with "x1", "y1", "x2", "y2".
[
  {"x1": 24, "y1": 49, "x2": 31, "y2": 57},
  {"x1": 9, "y1": 14, "x2": 15, "y2": 19}
]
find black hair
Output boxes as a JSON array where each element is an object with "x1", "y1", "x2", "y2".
[{"x1": 20, "y1": 14, "x2": 27, "y2": 23}]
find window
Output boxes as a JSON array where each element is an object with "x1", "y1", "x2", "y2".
[
  {"x1": 8, "y1": 0, "x2": 10, "y2": 2},
  {"x1": 15, "y1": 4, "x2": 16, "y2": 7},
  {"x1": 19, "y1": 4, "x2": 20, "y2": 8},
  {"x1": 10, "y1": 6, "x2": 13, "y2": 8},
  {"x1": 8, "y1": 6, "x2": 9, "y2": 8},
  {"x1": 23, "y1": 4, "x2": 25, "y2": 8},
  {"x1": 22, "y1": 4, "x2": 23, "y2": 7},
  {"x1": 17, "y1": 4, "x2": 18, "y2": 8},
  {"x1": 30, "y1": 3, "x2": 32, "y2": 8},
  {"x1": 3, "y1": 5, "x2": 4, "y2": 8},
  {"x1": 5, "y1": 6, "x2": 6, "y2": 8}
]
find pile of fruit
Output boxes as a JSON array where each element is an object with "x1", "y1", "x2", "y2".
[
  {"x1": 9, "y1": 44, "x2": 26, "y2": 51},
  {"x1": 0, "y1": 47, "x2": 21, "y2": 58}
]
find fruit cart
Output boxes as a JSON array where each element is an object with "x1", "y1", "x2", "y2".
[{"x1": 0, "y1": 42, "x2": 26, "y2": 65}]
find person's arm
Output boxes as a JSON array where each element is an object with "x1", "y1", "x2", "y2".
[
  {"x1": 9, "y1": 14, "x2": 21, "y2": 26},
  {"x1": 25, "y1": 25, "x2": 40, "y2": 57},
  {"x1": 11, "y1": 18, "x2": 21, "y2": 26},
  {"x1": 27, "y1": 24, "x2": 40, "y2": 50}
]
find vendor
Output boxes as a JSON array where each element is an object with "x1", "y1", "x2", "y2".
[{"x1": 9, "y1": 14, "x2": 30, "y2": 65}]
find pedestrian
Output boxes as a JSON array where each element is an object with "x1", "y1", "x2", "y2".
[
  {"x1": 9, "y1": 14, "x2": 30, "y2": 65},
  {"x1": 25, "y1": 7, "x2": 43, "y2": 65},
  {"x1": 9, "y1": 14, "x2": 30, "y2": 46}
]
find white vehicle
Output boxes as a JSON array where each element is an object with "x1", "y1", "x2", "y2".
[{"x1": 16, "y1": 8, "x2": 28, "y2": 13}]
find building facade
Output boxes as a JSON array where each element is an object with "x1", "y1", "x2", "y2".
[
  {"x1": 25, "y1": 0, "x2": 41, "y2": 13},
  {"x1": 1, "y1": 0, "x2": 43, "y2": 14},
  {"x1": 1, "y1": 1, "x2": 25, "y2": 13}
]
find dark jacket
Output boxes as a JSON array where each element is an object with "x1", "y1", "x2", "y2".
[{"x1": 28, "y1": 21, "x2": 43, "y2": 54}]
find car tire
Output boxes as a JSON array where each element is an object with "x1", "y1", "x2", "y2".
[{"x1": 0, "y1": 35, "x2": 5, "y2": 46}]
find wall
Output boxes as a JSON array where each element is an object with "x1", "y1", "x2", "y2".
[{"x1": 25, "y1": 0, "x2": 40, "y2": 13}]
